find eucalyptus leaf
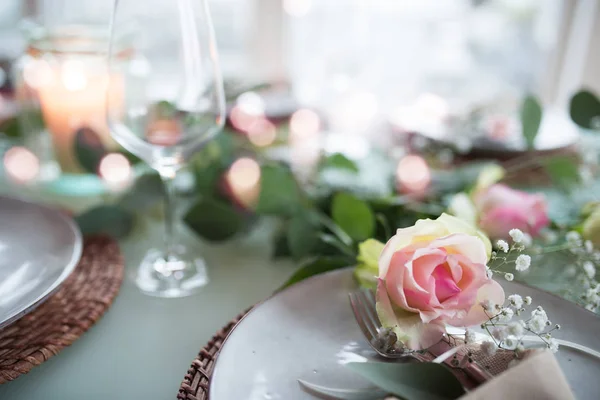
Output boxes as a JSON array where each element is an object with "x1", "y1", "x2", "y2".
[
  {"x1": 331, "y1": 193, "x2": 375, "y2": 242},
  {"x1": 570, "y1": 90, "x2": 600, "y2": 129},
  {"x1": 346, "y1": 362, "x2": 465, "y2": 400},
  {"x1": 280, "y1": 256, "x2": 351, "y2": 289},
  {"x1": 541, "y1": 156, "x2": 580, "y2": 190},
  {"x1": 273, "y1": 231, "x2": 291, "y2": 259},
  {"x1": 287, "y1": 214, "x2": 319, "y2": 259},
  {"x1": 184, "y1": 197, "x2": 248, "y2": 242},
  {"x1": 0, "y1": 118, "x2": 21, "y2": 139},
  {"x1": 298, "y1": 379, "x2": 386, "y2": 400},
  {"x1": 318, "y1": 233, "x2": 356, "y2": 258},
  {"x1": 151, "y1": 100, "x2": 178, "y2": 119},
  {"x1": 74, "y1": 127, "x2": 108, "y2": 173},
  {"x1": 256, "y1": 164, "x2": 301, "y2": 216},
  {"x1": 118, "y1": 172, "x2": 164, "y2": 212},
  {"x1": 520, "y1": 95, "x2": 542, "y2": 149},
  {"x1": 321, "y1": 153, "x2": 359, "y2": 173},
  {"x1": 75, "y1": 206, "x2": 135, "y2": 239}
]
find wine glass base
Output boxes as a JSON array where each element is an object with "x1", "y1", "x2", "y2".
[{"x1": 135, "y1": 248, "x2": 209, "y2": 298}]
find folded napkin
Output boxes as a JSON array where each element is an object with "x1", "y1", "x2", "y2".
[{"x1": 459, "y1": 350, "x2": 575, "y2": 400}]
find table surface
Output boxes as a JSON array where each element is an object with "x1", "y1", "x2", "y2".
[{"x1": 0, "y1": 187, "x2": 295, "y2": 400}]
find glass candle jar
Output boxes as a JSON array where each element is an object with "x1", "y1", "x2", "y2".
[{"x1": 13, "y1": 24, "x2": 130, "y2": 174}]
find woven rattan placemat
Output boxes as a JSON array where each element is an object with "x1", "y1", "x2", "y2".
[
  {"x1": 0, "y1": 236, "x2": 124, "y2": 383},
  {"x1": 178, "y1": 310, "x2": 250, "y2": 400}
]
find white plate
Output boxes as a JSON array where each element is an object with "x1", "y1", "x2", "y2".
[
  {"x1": 211, "y1": 268, "x2": 600, "y2": 399},
  {"x1": 0, "y1": 196, "x2": 82, "y2": 329}
]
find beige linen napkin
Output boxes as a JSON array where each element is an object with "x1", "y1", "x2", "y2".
[{"x1": 459, "y1": 350, "x2": 575, "y2": 400}]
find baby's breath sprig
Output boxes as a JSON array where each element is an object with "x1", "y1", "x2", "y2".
[
  {"x1": 479, "y1": 297, "x2": 560, "y2": 356},
  {"x1": 489, "y1": 228, "x2": 532, "y2": 280},
  {"x1": 563, "y1": 231, "x2": 600, "y2": 311}
]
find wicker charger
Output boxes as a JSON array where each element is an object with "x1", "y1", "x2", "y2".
[
  {"x1": 0, "y1": 236, "x2": 124, "y2": 383},
  {"x1": 178, "y1": 310, "x2": 250, "y2": 400}
]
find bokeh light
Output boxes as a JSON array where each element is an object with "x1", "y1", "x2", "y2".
[
  {"x1": 247, "y1": 118, "x2": 277, "y2": 147},
  {"x1": 289, "y1": 109, "x2": 320, "y2": 143},
  {"x1": 227, "y1": 157, "x2": 261, "y2": 208},
  {"x1": 230, "y1": 92, "x2": 266, "y2": 133},
  {"x1": 414, "y1": 93, "x2": 449, "y2": 121},
  {"x1": 284, "y1": 0, "x2": 313, "y2": 17},
  {"x1": 23, "y1": 59, "x2": 54, "y2": 89},
  {"x1": 3, "y1": 147, "x2": 40, "y2": 184},
  {"x1": 396, "y1": 155, "x2": 431, "y2": 193},
  {"x1": 99, "y1": 153, "x2": 132, "y2": 188},
  {"x1": 330, "y1": 92, "x2": 378, "y2": 132}
]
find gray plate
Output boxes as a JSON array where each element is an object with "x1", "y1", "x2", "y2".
[
  {"x1": 211, "y1": 268, "x2": 600, "y2": 399},
  {"x1": 0, "y1": 196, "x2": 82, "y2": 329}
]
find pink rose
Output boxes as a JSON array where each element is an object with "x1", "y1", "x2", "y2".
[
  {"x1": 376, "y1": 214, "x2": 504, "y2": 349},
  {"x1": 474, "y1": 184, "x2": 549, "y2": 240}
]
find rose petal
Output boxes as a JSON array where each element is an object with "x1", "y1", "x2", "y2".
[
  {"x1": 429, "y1": 233, "x2": 488, "y2": 266},
  {"x1": 407, "y1": 248, "x2": 446, "y2": 297},
  {"x1": 479, "y1": 206, "x2": 530, "y2": 239},
  {"x1": 385, "y1": 252, "x2": 420, "y2": 313},
  {"x1": 431, "y1": 264, "x2": 460, "y2": 302},
  {"x1": 446, "y1": 279, "x2": 505, "y2": 327},
  {"x1": 438, "y1": 213, "x2": 492, "y2": 259},
  {"x1": 376, "y1": 279, "x2": 445, "y2": 349}
]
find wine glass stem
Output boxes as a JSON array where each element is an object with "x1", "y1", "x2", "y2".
[{"x1": 160, "y1": 172, "x2": 177, "y2": 260}]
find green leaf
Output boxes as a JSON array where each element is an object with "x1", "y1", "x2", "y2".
[
  {"x1": 321, "y1": 153, "x2": 359, "y2": 173},
  {"x1": 184, "y1": 197, "x2": 248, "y2": 242},
  {"x1": 0, "y1": 118, "x2": 21, "y2": 138},
  {"x1": 318, "y1": 233, "x2": 356, "y2": 258},
  {"x1": 118, "y1": 172, "x2": 165, "y2": 212},
  {"x1": 74, "y1": 127, "x2": 108, "y2": 173},
  {"x1": 570, "y1": 90, "x2": 600, "y2": 129},
  {"x1": 331, "y1": 193, "x2": 375, "y2": 242},
  {"x1": 151, "y1": 100, "x2": 178, "y2": 119},
  {"x1": 287, "y1": 214, "x2": 319, "y2": 259},
  {"x1": 272, "y1": 231, "x2": 291, "y2": 259},
  {"x1": 75, "y1": 206, "x2": 135, "y2": 239},
  {"x1": 346, "y1": 362, "x2": 465, "y2": 400},
  {"x1": 520, "y1": 95, "x2": 542, "y2": 149},
  {"x1": 280, "y1": 257, "x2": 351, "y2": 289},
  {"x1": 256, "y1": 164, "x2": 301, "y2": 216},
  {"x1": 541, "y1": 156, "x2": 580, "y2": 190}
]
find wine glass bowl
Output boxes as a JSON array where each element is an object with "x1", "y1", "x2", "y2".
[{"x1": 107, "y1": 0, "x2": 225, "y2": 297}]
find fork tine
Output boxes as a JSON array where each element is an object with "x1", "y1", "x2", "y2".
[
  {"x1": 354, "y1": 292, "x2": 380, "y2": 340},
  {"x1": 357, "y1": 290, "x2": 381, "y2": 336},
  {"x1": 348, "y1": 292, "x2": 375, "y2": 343}
]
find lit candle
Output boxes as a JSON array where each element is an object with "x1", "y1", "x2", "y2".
[{"x1": 34, "y1": 59, "x2": 123, "y2": 173}]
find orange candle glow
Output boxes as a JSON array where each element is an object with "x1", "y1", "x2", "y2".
[{"x1": 34, "y1": 60, "x2": 123, "y2": 173}]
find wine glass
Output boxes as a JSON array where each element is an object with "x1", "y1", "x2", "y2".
[{"x1": 107, "y1": 0, "x2": 225, "y2": 297}]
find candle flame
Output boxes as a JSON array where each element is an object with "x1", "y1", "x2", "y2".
[
  {"x1": 3, "y1": 147, "x2": 40, "y2": 183},
  {"x1": 61, "y1": 60, "x2": 88, "y2": 92}
]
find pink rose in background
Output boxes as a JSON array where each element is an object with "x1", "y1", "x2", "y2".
[
  {"x1": 474, "y1": 184, "x2": 549, "y2": 240},
  {"x1": 377, "y1": 214, "x2": 504, "y2": 349}
]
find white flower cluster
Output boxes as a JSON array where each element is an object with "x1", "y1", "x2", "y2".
[
  {"x1": 480, "y1": 294, "x2": 561, "y2": 356},
  {"x1": 565, "y1": 231, "x2": 600, "y2": 311},
  {"x1": 491, "y1": 229, "x2": 532, "y2": 282}
]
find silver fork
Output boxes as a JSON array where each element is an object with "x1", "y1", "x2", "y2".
[{"x1": 348, "y1": 289, "x2": 492, "y2": 385}]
